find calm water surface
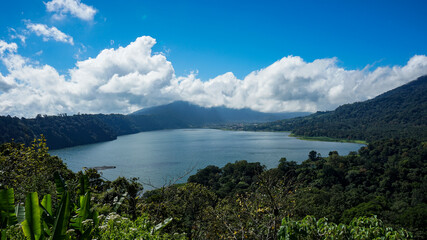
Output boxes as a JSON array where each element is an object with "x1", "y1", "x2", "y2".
[{"x1": 50, "y1": 129, "x2": 364, "y2": 189}]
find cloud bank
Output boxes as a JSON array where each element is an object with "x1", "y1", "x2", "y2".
[
  {"x1": 26, "y1": 23, "x2": 74, "y2": 45},
  {"x1": 45, "y1": 0, "x2": 97, "y2": 21},
  {"x1": 1, "y1": 36, "x2": 427, "y2": 117}
]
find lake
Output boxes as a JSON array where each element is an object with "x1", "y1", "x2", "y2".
[{"x1": 50, "y1": 129, "x2": 364, "y2": 189}]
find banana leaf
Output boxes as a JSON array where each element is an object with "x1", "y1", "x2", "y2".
[
  {"x1": 50, "y1": 191, "x2": 71, "y2": 240},
  {"x1": 54, "y1": 172, "x2": 66, "y2": 203},
  {"x1": 0, "y1": 188, "x2": 18, "y2": 227},
  {"x1": 22, "y1": 192, "x2": 41, "y2": 240}
]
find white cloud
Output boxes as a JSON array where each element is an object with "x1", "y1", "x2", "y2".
[
  {"x1": 0, "y1": 47, "x2": 74, "y2": 116},
  {"x1": 68, "y1": 36, "x2": 174, "y2": 113},
  {"x1": 0, "y1": 40, "x2": 17, "y2": 55},
  {"x1": 0, "y1": 37, "x2": 174, "y2": 116},
  {"x1": 0, "y1": 72, "x2": 16, "y2": 93},
  {"x1": 45, "y1": 0, "x2": 97, "y2": 21},
  {"x1": 26, "y1": 23, "x2": 74, "y2": 45},
  {"x1": 0, "y1": 36, "x2": 426, "y2": 117},
  {"x1": 167, "y1": 55, "x2": 427, "y2": 112}
]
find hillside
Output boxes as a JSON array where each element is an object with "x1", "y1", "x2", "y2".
[
  {"x1": 0, "y1": 114, "x2": 118, "y2": 149},
  {"x1": 241, "y1": 75, "x2": 427, "y2": 142}
]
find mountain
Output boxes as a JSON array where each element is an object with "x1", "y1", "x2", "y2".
[
  {"x1": 2, "y1": 75, "x2": 425, "y2": 149},
  {"x1": 242, "y1": 75, "x2": 427, "y2": 142},
  {"x1": 132, "y1": 101, "x2": 310, "y2": 125}
]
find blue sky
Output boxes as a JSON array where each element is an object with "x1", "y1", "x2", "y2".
[{"x1": 0, "y1": 0, "x2": 427, "y2": 117}]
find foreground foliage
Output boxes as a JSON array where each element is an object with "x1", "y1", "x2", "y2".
[
  {"x1": 278, "y1": 215, "x2": 412, "y2": 240},
  {"x1": 96, "y1": 213, "x2": 185, "y2": 240},
  {"x1": 0, "y1": 138, "x2": 74, "y2": 203},
  {"x1": 0, "y1": 180, "x2": 182, "y2": 240},
  {"x1": 1, "y1": 137, "x2": 425, "y2": 239}
]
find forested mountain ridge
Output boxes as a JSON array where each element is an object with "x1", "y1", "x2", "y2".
[
  {"x1": 0, "y1": 113, "x2": 192, "y2": 149},
  {"x1": 0, "y1": 114, "x2": 119, "y2": 149},
  {"x1": 240, "y1": 75, "x2": 427, "y2": 142}
]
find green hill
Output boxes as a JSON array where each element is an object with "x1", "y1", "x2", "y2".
[{"x1": 242, "y1": 75, "x2": 427, "y2": 142}]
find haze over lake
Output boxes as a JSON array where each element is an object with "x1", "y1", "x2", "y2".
[{"x1": 51, "y1": 129, "x2": 364, "y2": 189}]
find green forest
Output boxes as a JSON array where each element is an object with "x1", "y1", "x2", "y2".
[{"x1": 1, "y1": 137, "x2": 425, "y2": 239}]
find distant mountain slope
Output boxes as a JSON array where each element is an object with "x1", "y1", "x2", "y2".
[
  {"x1": 132, "y1": 101, "x2": 222, "y2": 126},
  {"x1": 132, "y1": 101, "x2": 310, "y2": 125},
  {"x1": 243, "y1": 75, "x2": 427, "y2": 142}
]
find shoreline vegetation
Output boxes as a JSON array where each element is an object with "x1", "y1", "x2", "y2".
[
  {"x1": 214, "y1": 127, "x2": 368, "y2": 144},
  {"x1": 288, "y1": 133, "x2": 367, "y2": 144}
]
